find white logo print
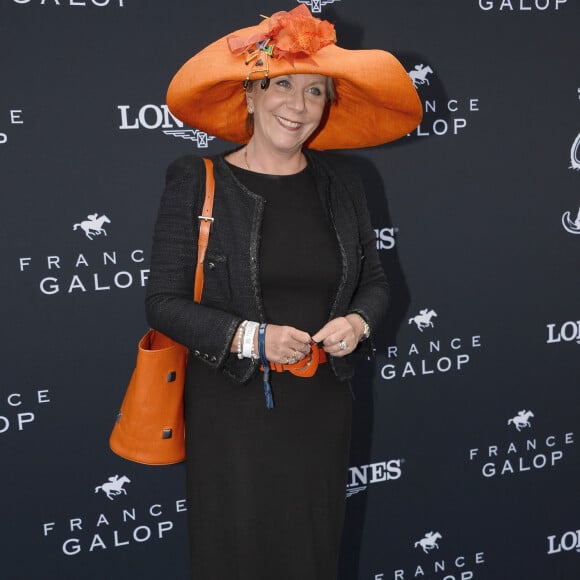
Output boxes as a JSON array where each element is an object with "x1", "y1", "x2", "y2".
[
  {"x1": 118, "y1": 104, "x2": 217, "y2": 148},
  {"x1": 507, "y1": 410, "x2": 534, "y2": 432},
  {"x1": 73, "y1": 213, "x2": 111, "y2": 240},
  {"x1": 571, "y1": 133, "x2": 580, "y2": 170},
  {"x1": 547, "y1": 527, "x2": 580, "y2": 555},
  {"x1": 346, "y1": 459, "x2": 403, "y2": 498},
  {"x1": 408, "y1": 64, "x2": 434, "y2": 88},
  {"x1": 297, "y1": 0, "x2": 340, "y2": 14},
  {"x1": 94, "y1": 475, "x2": 131, "y2": 500},
  {"x1": 478, "y1": 0, "x2": 568, "y2": 11},
  {"x1": 163, "y1": 128, "x2": 215, "y2": 148},
  {"x1": 562, "y1": 206, "x2": 580, "y2": 234},
  {"x1": 469, "y1": 409, "x2": 574, "y2": 478},
  {"x1": 547, "y1": 320, "x2": 580, "y2": 344},
  {"x1": 408, "y1": 308, "x2": 438, "y2": 332},
  {"x1": 414, "y1": 531, "x2": 442, "y2": 554},
  {"x1": 408, "y1": 63, "x2": 481, "y2": 138}
]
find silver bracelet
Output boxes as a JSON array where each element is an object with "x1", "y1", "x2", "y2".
[
  {"x1": 243, "y1": 321, "x2": 259, "y2": 359},
  {"x1": 353, "y1": 313, "x2": 370, "y2": 341},
  {"x1": 237, "y1": 320, "x2": 248, "y2": 359}
]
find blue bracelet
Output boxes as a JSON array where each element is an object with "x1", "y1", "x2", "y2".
[{"x1": 258, "y1": 323, "x2": 274, "y2": 410}]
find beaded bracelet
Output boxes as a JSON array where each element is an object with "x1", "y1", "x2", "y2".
[{"x1": 237, "y1": 320, "x2": 248, "y2": 360}]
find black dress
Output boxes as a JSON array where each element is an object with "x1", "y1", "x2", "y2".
[{"x1": 184, "y1": 162, "x2": 352, "y2": 580}]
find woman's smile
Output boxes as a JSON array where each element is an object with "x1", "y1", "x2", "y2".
[{"x1": 275, "y1": 115, "x2": 303, "y2": 131}]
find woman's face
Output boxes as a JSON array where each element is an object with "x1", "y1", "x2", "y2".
[{"x1": 246, "y1": 73, "x2": 328, "y2": 155}]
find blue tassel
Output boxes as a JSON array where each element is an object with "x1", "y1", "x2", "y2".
[
  {"x1": 258, "y1": 323, "x2": 275, "y2": 410},
  {"x1": 263, "y1": 369, "x2": 274, "y2": 410}
]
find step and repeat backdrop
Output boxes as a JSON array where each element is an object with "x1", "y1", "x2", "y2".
[{"x1": 2, "y1": 1, "x2": 578, "y2": 578}]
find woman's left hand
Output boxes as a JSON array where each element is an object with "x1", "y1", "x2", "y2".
[{"x1": 311, "y1": 315, "x2": 363, "y2": 357}]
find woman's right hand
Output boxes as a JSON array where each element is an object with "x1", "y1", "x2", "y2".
[{"x1": 261, "y1": 324, "x2": 311, "y2": 364}]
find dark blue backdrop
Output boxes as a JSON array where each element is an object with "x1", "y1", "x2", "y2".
[{"x1": 2, "y1": 1, "x2": 579, "y2": 578}]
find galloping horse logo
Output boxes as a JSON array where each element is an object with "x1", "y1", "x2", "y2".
[
  {"x1": 408, "y1": 309, "x2": 438, "y2": 332},
  {"x1": 414, "y1": 531, "x2": 442, "y2": 554},
  {"x1": 73, "y1": 213, "x2": 111, "y2": 240},
  {"x1": 94, "y1": 475, "x2": 131, "y2": 500},
  {"x1": 409, "y1": 64, "x2": 434, "y2": 88},
  {"x1": 508, "y1": 410, "x2": 534, "y2": 432},
  {"x1": 562, "y1": 206, "x2": 580, "y2": 235}
]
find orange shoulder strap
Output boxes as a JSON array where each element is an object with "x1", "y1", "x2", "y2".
[{"x1": 194, "y1": 158, "x2": 215, "y2": 303}]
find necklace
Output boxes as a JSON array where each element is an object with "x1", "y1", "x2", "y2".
[{"x1": 244, "y1": 146, "x2": 305, "y2": 173}]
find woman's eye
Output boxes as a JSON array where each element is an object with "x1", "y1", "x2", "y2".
[
  {"x1": 309, "y1": 87, "x2": 323, "y2": 96},
  {"x1": 276, "y1": 79, "x2": 291, "y2": 88}
]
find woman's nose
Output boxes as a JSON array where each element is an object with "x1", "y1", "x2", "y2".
[{"x1": 286, "y1": 90, "x2": 306, "y2": 113}]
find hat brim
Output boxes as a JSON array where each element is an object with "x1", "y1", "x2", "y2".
[{"x1": 167, "y1": 27, "x2": 422, "y2": 150}]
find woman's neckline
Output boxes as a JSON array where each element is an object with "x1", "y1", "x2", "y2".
[
  {"x1": 223, "y1": 145, "x2": 311, "y2": 177},
  {"x1": 223, "y1": 156, "x2": 311, "y2": 179}
]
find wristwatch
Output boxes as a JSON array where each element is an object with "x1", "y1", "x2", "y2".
[
  {"x1": 358, "y1": 316, "x2": 370, "y2": 341},
  {"x1": 360, "y1": 316, "x2": 371, "y2": 340}
]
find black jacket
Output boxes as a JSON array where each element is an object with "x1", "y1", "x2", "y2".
[{"x1": 145, "y1": 150, "x2": 389, "y2": 383}]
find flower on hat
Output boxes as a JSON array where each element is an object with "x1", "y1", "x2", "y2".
[{"x1": 227, "y1": 5, "x2": 336, "y2": 62}]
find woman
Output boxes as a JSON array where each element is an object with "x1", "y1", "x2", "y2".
[{"x1": 146, "y1": 6, "x2": 421, "y2": 579}]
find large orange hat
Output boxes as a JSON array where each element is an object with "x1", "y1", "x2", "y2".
[{"x1": 166, "y1": 5, "x2": 422, "y2": 150}]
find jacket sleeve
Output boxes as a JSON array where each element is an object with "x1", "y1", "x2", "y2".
[
  {"x1": 345, "y1": 168, "x2": 390, "y2": 343},
  {"x1": 145, "y1": 156, "x2": 242, "y2": 369}
]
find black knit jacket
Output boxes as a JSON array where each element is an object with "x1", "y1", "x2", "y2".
[{"x1": 145, "y1": 150, "x2": 389, "y2": 384}]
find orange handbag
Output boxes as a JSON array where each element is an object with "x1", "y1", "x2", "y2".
[{"x1": 109, "y1": 158, "x2": 215, "y2": 465}]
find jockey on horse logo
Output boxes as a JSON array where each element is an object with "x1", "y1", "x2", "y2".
[
  {"x1": 94, "y1": 475, "x2": 131, "y2": 500},
  {"x1": 507, "y1": 410, "x2": 534, "y2": 432},
  {"x1": 73, "y1": 213, "x2": 111, "y2": 240},
  {"x1": 409, "y1": 64, "x2": 434, "y2": 88},
  {"x1": 408, "y1": 309, "x2": 438, "y2": 332},
  {"x1": 414, "y1": 531, "x2": 442, "y2": 554}
]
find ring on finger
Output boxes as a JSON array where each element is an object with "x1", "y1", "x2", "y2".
[{"x1": 339, "y1": 340, "x2": 347, "y2": 351}]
